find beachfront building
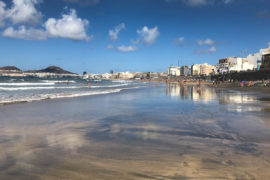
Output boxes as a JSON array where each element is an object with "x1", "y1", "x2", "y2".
[
  {"x1": 191, "y1": 64, "x2": 200, "y2": 76},
  {"x1": 200, "y1": 63, "x2": 215, "y2": 76},
  {"x1": 217, "y1": 58, "x2": 231, "y2": 74},
  {"x1": 261, "y1": 52, "x2": 270, "y2": 69},
  {"x1": 118, "y1": 72, "x2": 134, "y2": 79},
  {"x1": 246, "y1": 53, "x2": 262, "y2": 71},
  {"x1": 168, "y1": 66, "x2": 180, "y2": 76},
  {"x1": 180, "y1": 66, "x2": 189, "y2": 76},
  {"x1": 101, "y1": 73, "x2": 112, "y2": 79},
  {"x1": 228, "y1": 57, "x2": 254, "y2": 72},
  {"x1": 245, "y1": 47, "x2": 270, "y2": 70}
]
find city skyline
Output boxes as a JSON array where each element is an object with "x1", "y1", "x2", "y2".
[{"x1": 0, "y1": 0, "x2": 270, "y2": 73}]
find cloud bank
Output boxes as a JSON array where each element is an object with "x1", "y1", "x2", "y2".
[{"x1": 1, "y1": 1, "x2": 92, "y2": 42}]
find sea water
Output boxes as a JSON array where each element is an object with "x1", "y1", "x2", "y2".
[{"x1": 0, "y1": 76, "x2": 144, "y2": 104}]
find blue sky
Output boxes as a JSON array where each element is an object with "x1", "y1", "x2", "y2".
[{"x1": 0, "y1": 0, "x2": 270, "y2": 73}]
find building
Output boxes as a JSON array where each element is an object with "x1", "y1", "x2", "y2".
[
  {"x1": 168, "y1": 66, "x2": 180, "y2": 76},
  {"x1": 180, "y1": 66, "x2": 189, "y2": 76},
  {"x1": 228, "y1": 57, "x2": 254, "y2": 72},
  {"x1": 191, "y1": 64, "x2": 200, "y2": 76},
  {"x1": 246, "y1": 47, "x2": 270, "y2": 70},
  {"x1": 261, "y1": 50, "x2": 270, "y2": 69},
  {"x1": 217, "y1": 58, "x2": 231, "y2": 74},
  {"x1": 200, "y1": 63, "x2": 215, "y2": 76},
  {"x1": 118, "y1": 72, "x2": 134, "y2": 79}
]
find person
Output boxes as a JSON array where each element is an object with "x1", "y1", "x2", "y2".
[
  {"x1": 240, "y1": 81, "x2": 244, "y2": 87},
  {"x1": 88, "y1": 81, "x2": 91, "y2": 89}
]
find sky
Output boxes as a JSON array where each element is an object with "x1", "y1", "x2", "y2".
[{"x1": 0, "y1": 0, "x2": 270, "y2": 74}]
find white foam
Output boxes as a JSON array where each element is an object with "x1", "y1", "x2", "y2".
[
  {"x1": 0, "y1": 86, "x2": 86, "y2": 91},
  {"x1": 0, "y1": 82, "x2": 55, "y2": 86},
  {"x1": 91, "y1": 83, "x2": 129, "y2": 88},
  {"x1": 0, "y1": 89, "x2": 124, "y2": 105},
  {"x1": 41, "y1": 80, "x2": 76, "y2": 83},
  {"x1": 111, "y1": 80, "x2": 132, "y2": 83}
]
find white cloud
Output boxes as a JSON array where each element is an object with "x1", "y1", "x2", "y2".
[
  {"x1": 108, "y1": 23, "x2": 125, "y2": 41},
  {"x1": 208, "y1": 46, "x2": 217, "y2": 52},
  {"x1": 45, "y1": 9, "x2": 91, "y2": 41},
  {"x1": 2, "y1": 25, "x2": 47, "y2": 40},
  {"x1": 2, "y1": 8, "x2": 92, "y2": 41},
  {"x1": 175, "y1": 36, "x2": 185, "y2": 46},
  {"x1": 6, "y1": 0, "x2": 42, "y2": 25},
  {"x1": 195, "y1": 46, "x2": 217, "y2": 54},
  {"x1": 137, "y1": 26, "x2": 160, "y2": 46},
  {"x1": 197, "y1": 38, "x2": 215, "y2": 46},
  {"x1": 117, "y1": 45, "x2": 137, "y2": 52},
  {"x1": 0, "y1": 1, "x2": 6, "y2": 27},
  {"x1": 107, "y1": 44, "x2": 114, "y2": 50}
]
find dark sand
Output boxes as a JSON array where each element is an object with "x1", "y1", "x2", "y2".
[{"x1": 0, "y1": 85, "x2": 270, "y2": 180}]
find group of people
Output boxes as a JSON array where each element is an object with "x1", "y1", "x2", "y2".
[{"x1": 87, "y1": 80, "x2": 98, "y2": 89}]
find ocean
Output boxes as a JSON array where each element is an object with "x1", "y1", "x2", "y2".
[{"x1": 0, "y1": 76, "x2": 145, "y2": 104}]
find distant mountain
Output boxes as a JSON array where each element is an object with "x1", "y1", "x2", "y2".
[
  {"x1": 27, "y1": 66, "x2": 75, "y2": 74},
  {"x1": 0, "y1": 66, "x2": 22, "y2": 71}
]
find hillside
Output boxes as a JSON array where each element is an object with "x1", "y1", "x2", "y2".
[
  {"x1": 0, "y1": 66, "x2": 21, "y2": 71},
  {"x1": 27, "y1": 66, "x2": 75, "y2": 74}
]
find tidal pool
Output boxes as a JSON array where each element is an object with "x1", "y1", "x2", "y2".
[{"x1": 0, "y1": 84, "x2": 270, "y2": 179}]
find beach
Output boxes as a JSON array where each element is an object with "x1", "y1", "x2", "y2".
[{"x1": 0, "y1": 84, "x2": 270, "y2": 179}]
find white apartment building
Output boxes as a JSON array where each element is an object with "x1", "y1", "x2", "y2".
[
  {"x1": 168, "y1": 67, "x2": 181, "y2": 76},
  {"x1": 228, "y1": 57, "x2": 254, "y2": 72}
]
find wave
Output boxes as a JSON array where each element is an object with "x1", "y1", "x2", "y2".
[
  {"x1": 0, "y1": 88, "x2": 137, "y2": 105},
  {"x1": 0, "y1": 86, "x2": 86, "y2": 91},
  {"x1": 0, "y1": 83, "x2": 130, "y2": 91},
  {"x1": 41, "y1": 80, "x2": 76, "y2": 83},
  {"x1": 111, "y1": 80, "x2": 133, "y2": 83},
  {"x1": 91, "y1": 83, "x2": 129, "y2": 88},
  {"x1": 0, "y1": 82, "x2": 55, "y2": 86}
]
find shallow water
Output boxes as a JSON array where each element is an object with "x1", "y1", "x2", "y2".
[
  {"x1": 0, "y1": 84, "x2": 270, "y2": 179},
  {"x1": 0, "y1": 77, "x2": 143, "y2": 104}
]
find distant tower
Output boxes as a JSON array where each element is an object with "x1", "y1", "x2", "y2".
[
  {"x1": 83, "y1": 71, "x2": 87, "y2": 76},
  {"x1": 110, "y1": 70, "x2": 114, "y2": 74}
]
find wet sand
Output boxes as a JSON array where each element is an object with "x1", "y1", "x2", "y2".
[{"x1": 0, "y1": 85, "x2": 270, "y2": 179}]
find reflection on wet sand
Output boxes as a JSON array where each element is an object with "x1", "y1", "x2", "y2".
[
  {"x1": 0, "y1": 86, "x2": 270, "y2": 179},
  {"x1": 166, "y1": 83, "x2": 217, "y2": 103}
]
